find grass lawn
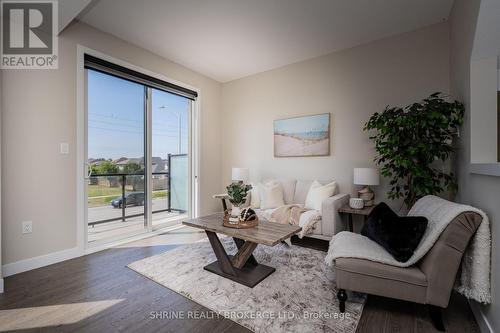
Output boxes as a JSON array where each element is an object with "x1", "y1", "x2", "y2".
[
  {"x1": 88, "y1": 195, "x2": 118, "y2": 207},
  {"x1": 87, "y1": 184, "x2": 122, "y2": 197},
  {"x1": 152, "y1": 191, "x2": 167, "y2": 199}
]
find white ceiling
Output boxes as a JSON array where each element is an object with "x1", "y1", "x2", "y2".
[
  {"x1": 59, "y1": 0, "x2": 92, "y2": 33},
  {"x1": 79, "y1": 0, "x2": 454, "y2": 82}
]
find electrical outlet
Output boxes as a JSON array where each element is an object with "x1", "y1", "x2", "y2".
[{"x1": 22, "y1": 221, "x2": 32, "y2": 234}]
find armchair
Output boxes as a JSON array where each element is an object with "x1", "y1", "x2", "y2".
[{"x1": 333, "y1": 211, "x2": 482, "y2": 331}]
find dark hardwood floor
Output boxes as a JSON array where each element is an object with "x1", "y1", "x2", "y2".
[{"x1": 0, "y1": 229, "x2": 478, "y2": 332}]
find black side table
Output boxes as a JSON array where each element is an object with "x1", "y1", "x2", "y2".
[{"x1": 338, "y1": 204, "x2": 374, "y2": 232}]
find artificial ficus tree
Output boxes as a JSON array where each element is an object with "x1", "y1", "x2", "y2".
[{"x1": 364, "y1": 92, "x2": 465, "y2": 208}]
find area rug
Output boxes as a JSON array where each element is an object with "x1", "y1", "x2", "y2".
[{"x1": 127, "y1": 238, "x2": 366, "y2": 333}]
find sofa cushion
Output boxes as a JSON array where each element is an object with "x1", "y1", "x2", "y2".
[
  {"x1": 304, "y1": 180, "x2": 337, "y2": 211},
  {"x1": 293, "y1": 180, "x2": 314, "y2": 204},
  {"x1": 361, "y1": 202, "x2": 428, "y2": 262},
  {"x1": 259, "y1": 181, "x2": 285, "y2": 209},
  {"x1": 253, "y1": 208, "x2": 278, "y2": 222},
  {"x1": 249, "y1": 183, "x2": 261, "y2": 208},
  {"x1": 293, "y1": 180, "x2": 335, "y2": 205},
  {"x1": 250, "y1": 179, "x2": 290, "y2": 209},
  {"x1": 335, "y1": 257, "x2": 427, "y2": 286},
  {"x1": 334, "y1": 257, "x2": 428, "y2": 304},
  {"x1": 278, "y1": 179, "x2": 296, "y2": 205}
]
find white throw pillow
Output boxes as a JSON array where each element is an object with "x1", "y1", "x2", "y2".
[
  {"x1": 259, "y1": 181, "x2": 285, "y2": 210},
  {"x1": 249, "y1": 183, "x2": 261, "y2": 208},
  {"x1": 278, "y1": 179, "x2": 297, "y2": 204},
  {"x1": 304, "y1": 180, "x2": 337, "y2": 211}
]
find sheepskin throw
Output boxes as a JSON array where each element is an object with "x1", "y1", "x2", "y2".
[{"x1": 325, "y1": 195, "x2": 491, "y2": 304}]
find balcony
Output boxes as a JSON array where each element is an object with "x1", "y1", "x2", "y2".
[{"x1": 87, "y1": 172, "x2": 187, "y2": 243}]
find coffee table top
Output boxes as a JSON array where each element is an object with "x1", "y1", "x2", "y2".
[{"x1": 182, "y1": 213, "x2": 301, "y2": 246}]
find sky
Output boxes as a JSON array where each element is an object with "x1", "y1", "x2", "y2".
[
  {"x1": 87, "y1": 69, "x2": 189, "y2": 160},
  {"x1": 274, "y1": 113, "x2": 329, "y2": 134}
]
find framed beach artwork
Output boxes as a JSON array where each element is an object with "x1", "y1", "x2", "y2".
[{"x1": 274, "y1": 113, "x2": 330, "y2": 157}]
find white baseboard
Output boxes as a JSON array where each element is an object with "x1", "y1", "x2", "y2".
[
  {"x1": 0, "y1": 278, "x2": 4, "y2": 293},
  {"x1": 469, "y1": 300, "x2": 494, "y2": 333},
  {"x1": 1, "y1": 224, "x2": 188, "y2": 278},
  {"x1": 2, "y1": 247, "x2": 82, "y2": 278}
]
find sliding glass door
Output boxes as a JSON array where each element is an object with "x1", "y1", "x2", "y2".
[
  {"x1": 86, "y1": 69, "x2": 147, "y2": 245},
  {"x1": 84, "y1": 57, "x2": 194, "y2": 247},
  {"x1": 151, "y1": 88, "x2": 190, "y2": 230}
]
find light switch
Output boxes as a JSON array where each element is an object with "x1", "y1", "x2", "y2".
[{"x1": 60, "y1": 143, "x2": 69, "y2": 154}]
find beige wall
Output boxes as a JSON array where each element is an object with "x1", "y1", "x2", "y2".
[
  {"x1": 0, "y1": 70, "x2": 2, "y2": 285},
  {"x1": 221, "y1": 23, "x2": 450, "y2": 208},
  {"x1": 450, "y1": 0, "x2": 499, "y2": 331},
  {"x1": 470, "y1": 56, "x2": 498, "y2": 163},
  {"x1": 1, "y1": 22, "x2": 222, "y2": 265}
]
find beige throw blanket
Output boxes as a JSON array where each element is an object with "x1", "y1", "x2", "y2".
[{"x1": 271, "y1": 205, "x2": 321, "y2": 238}]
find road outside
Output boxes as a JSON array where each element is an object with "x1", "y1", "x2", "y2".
[
  {"x1": 88, "y1": 198, "x2": 169, "y2": 224},
  {"x1": 87, "y1": 184, "x2": 167, "y2": 207}
]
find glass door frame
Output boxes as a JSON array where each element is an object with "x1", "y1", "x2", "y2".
[
  {"x1": 145, "y1": 87, "x2": 153, "y2": 232},
  {"x1": 78, "y1": 46, "x2": 198, "y2": 252},
  {"x1": 145, "y1": 88, "x2": 197, "y2": 232},
  {"x1": 150, "y1": 89, "x2": 193, "y2": 231},
  {"x1": 84, "y1": 70, "x2": 149, "y2": 248}
]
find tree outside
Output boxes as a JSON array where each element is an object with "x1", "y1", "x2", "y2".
[
  {"x1": 123, "y1": 162, "x2": 143, "y2": 174},
  {"x1": 97, "y1": 160, "x2": 119, "y2": 174}
]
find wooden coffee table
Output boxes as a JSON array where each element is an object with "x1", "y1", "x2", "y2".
[{"x1": 182, "y1": 213, "x2": 301, "y2": 288}]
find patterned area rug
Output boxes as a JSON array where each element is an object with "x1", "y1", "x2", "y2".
[{"x1": 128, "y1": 237, "x2": 366, "y2": 333}]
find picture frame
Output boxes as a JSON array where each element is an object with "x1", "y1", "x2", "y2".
[{"x1": 273, "y1": 113, "x2": 330, "y2": 157}]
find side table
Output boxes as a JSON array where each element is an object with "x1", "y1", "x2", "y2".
[
  {"x1": 338, "y1": 204, "x2": 374, "y2": 232},
  {"x1": 213, "y1": 193, "x2": 229, "y2": 211}
]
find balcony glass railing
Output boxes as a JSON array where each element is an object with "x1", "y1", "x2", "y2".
[
  {"x1": 87, "y1": 154, "x2": 187, "y2": 227},
  {"x1": 87, "y1": 172, "x2": 177, "y2": 226}
]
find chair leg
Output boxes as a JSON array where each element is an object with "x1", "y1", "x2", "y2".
[
  {"x1": 428, "y1": 305, "x2": 445, "y2": 331},
  {"x1": 337, "y1": 289, "x2": 347, "y2": 313}
]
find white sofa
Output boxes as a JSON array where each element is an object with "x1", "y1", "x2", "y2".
[{"x1": 248, "y1": 179, "x2": 349, "y2": 240}]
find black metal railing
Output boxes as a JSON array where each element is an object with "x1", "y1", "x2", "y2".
[{"x1": 88, "y1": 172, "x2": 179, "y2": 226}]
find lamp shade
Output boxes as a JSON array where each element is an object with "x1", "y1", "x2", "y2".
[
  {"x1": 353, "y1": 168, "x2": 380, "y2": 186},
  {"x1": 232, "y1": 168, "x2": 249, "y2": 182}
]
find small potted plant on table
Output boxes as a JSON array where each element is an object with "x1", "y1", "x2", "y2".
[{"x1": 226, "y1": 182, "x2": 252, "y2": 224}]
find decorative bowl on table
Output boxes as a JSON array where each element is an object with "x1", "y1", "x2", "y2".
[
  {"x1": 223, "y1": 207, "x2": 259, "y2": 229},
  {"x1": 349, "y1": 198, "x2": 365, "y2": 209}
]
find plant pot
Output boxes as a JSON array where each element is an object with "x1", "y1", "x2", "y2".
[{"x1": 229, "y1": 206, "x2": 241, "y2": 224}]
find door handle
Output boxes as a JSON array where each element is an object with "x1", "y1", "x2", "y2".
[{"x1": 85, "y1": 163, "x2": 92, "y2": 179}]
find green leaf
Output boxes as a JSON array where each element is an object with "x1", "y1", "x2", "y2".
[{"x1": 364, "y1": 92, "x2": 464, "y2": 208}]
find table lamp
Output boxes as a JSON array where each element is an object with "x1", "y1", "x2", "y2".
[
  {"x1": 232, "y1": 167, "x2": 249, "y2": 184},
  {"x1": 353, "y1": 168, "x2": 380, "y2": 206}
]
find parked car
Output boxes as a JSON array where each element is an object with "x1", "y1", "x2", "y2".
[{"x1": 111, "y1": 192, "x2": 145, "y2": 208}]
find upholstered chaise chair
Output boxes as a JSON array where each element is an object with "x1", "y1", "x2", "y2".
[{"x1": 334, "y1": 211, "x2": 482, "y2": 331}]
